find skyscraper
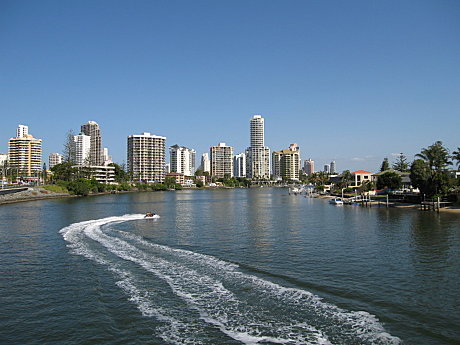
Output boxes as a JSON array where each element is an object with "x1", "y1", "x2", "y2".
[
  {"x1": 127, "y1": 132, "x2": 166, "y2": 182},
  {"x1": 304, "y1": 159, "x2": 315, "y2": 175},
  {"x1": 8, "y1": 125, "x2": 42, "y2": 176},
  {"x1": 81, "y1": 121, "x2": 103, "y2": 166},
  {"x1": 16, "y1": 125, "x2": 29, "y2": 138},
  {"x1": 272, "y1": 144, "x2": 301, "y2": 180},
  {"x1": 246, "y1": 115, "x2": 270, "y2": 179},
  {"x1": 210, "y1": 143, "x2": 233, "y2": 178},
  {"x1": 201, "y1": 153, "x2": 210, "y2": 173},
  {"x1": 233, "y1": 153, "x2": 246, "y2": 177},
  {"x1": 170, "y1": 145, "x2": 196, "y2": 176},
  {"x1": 73, "y1": 133, "x2": 91, "y2": 165},
  {"x1": 330, "y1": 160, "x2": 336, "y2": 174}
]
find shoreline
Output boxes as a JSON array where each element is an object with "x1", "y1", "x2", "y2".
[
  {"x1": 316, "y1": 194, "x2": 460, "y2": 214},
  {"x1": 1, "y1": 187, "x2": 460, "y2": 214}
]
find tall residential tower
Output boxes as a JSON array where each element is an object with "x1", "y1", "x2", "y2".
[
  {"x1": 170, "y1": 145, "x2": 196, "y2": 176},
  {"x1": 127, "y1": 132, "x2": 166, "y2": 182},
  {"x1": 73, "y1": 133, "x2": 91, "y2": 165},
  {"x1": 8, "y1": 125, "x2": 42, "y2": 176},
  {"x1": 210, "y1": 143, "x2": 233, "y2": 178},
  {"x1": 304, "y1": 159, "x2": 315, "y2": 175},
  {"x1": 246, "y1": 115, "x2": 270, "y2": 179},
  {"x1": 81, "y1": 121, "x2": 103, "y2": 166},
  {"x1": 272, "y1": 144, "x2": 301, "y2": 180}
]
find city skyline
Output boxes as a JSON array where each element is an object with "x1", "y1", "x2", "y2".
[{"x1": 1, "y1": 1, "x2": 459, "y2": 172}]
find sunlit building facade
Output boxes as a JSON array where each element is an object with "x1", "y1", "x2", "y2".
[
  {"x1": 127, "y1": 132, "x2": 166, "y2": 182},
  {"x1": 8, "y1": 125, "x2": 42, "y2": 176}
]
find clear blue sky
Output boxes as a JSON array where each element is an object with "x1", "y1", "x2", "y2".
[{"x1": 1, "y1": 0, "x2": 459, "y2": 172}]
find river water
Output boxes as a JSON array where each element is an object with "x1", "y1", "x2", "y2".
[{"x1": 1, "y1": 188, "x2": 459, "y2": 345}]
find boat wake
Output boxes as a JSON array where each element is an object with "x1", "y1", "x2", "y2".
[{"x1": 60, "y1": 215, "x2": 401, "y2": 345}]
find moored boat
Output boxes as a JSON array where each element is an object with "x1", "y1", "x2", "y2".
[{"x1": 329, "y1": 198, "x2": 344, "y2": 205}]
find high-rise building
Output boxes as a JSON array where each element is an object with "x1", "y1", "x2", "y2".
[
  {"x1": 8, "y1": 125, "x2": 42, "y2": 176},
  {"x1": 201, "y1": 153, "x2": 210, "y2": 173},
  {"x1": 103, "y1": 148, "x2": 112, "y2": 165},
  {"x1": 127, "y1": 132, "x2": 166, "y2": 182},
  {"x1": 170, "y1": 145, "x2": 196, "y2": 176},
  {"x1": 272, "y1": 144, "x2": 301, "y2": 180},
  {"x1": 73, "y1": 133, "x2": 91, "y2": 165},
  {"x1": 324, "y1": 164, "x2": 330, "y2": 174},
  {"x1": 246, "y1": 115, "x2": 270, "y2": 179},
  {"x1": 16, "y1": 125, "x2": 29, "y2": 138},
  {"x1": 0, "y1": 153, "x2": 8, "y2": 165},
  {"x1": 49, "y1": 153, "x2": 63, "y2": 169},
  {"x1": 330, "y1": 160, "x2": 336, "y2": 174},
  {"x1": 233, "y1": 153, "x2": 246, "y2": 177},
  {"x1": 81, "y1": 121, "x2": 103, "y2": 166},
  {"x1": 304, "y1": 159, "x2": 315, "y2": 175},
  {"x1": 210, "y1": 143, "x2": 233, "y2": 178}
]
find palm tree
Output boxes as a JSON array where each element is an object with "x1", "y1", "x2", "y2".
[
  {"x1": 415, "y1": 141, "x2": 452, "y2": 170},
  {"x1": 452, "y1": 147, "x2": 460, "y2": 169},
  {"x1": 340, "y1": 170, "x2": 353, "y2": 188}
]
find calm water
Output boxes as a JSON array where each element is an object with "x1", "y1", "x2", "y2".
[{"x1": 1, "y1": 188, "x2": 459, "y2": 345}]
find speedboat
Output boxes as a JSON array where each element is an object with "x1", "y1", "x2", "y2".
[
  {"x1": 145, "y1": 213, "x2": 160, "y2": 219},
  {"x1": 329, "y1": 198, "x2": 344, "y2": 205}
]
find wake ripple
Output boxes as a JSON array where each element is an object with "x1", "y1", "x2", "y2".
[{"x1": 60, "y1": 215, "x2": 401, "y2": 345}]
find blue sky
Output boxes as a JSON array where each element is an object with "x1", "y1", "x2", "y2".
[{"x1": 1, "y1": 0, "x2": 459, "y2": 172}]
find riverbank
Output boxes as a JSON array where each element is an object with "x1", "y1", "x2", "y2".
[
  {"x1": 2, "y1": 187, "x2": 460, "y2": 214},
  {"x1": 318, "y1": 194, "x2": 460, "y2": 214},
  {"x1": 0, "y1": 187, "x2": 72, "y2": 205}
]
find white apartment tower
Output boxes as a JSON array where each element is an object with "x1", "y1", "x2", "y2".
[
  {"x1": 304, "y1": 159, "x2": 315, "y2": 175},
  {"x1": 81, "y1": 121, "x2": 103, "y2": 166},
  {"x1": 16, "y1": 125, "x2": 29, "y2": 138},
  {"x1": 127, "y1": 132, "x2": 166, "y2": 182},
  {"x1": 233, "y1": 153, "x2": 246, "y2": 177},
  {"x1": 201, "y1": 153, "x2": 210, "y2": 173},
  {"x1": 103, "y1": 148, "x2": 112, "y2": 164},
  {"x1": 246, "y1": 115, "x2": 270, "y2": 179},
  {"x1": 49, "y1": 153, "x2": 63, "y2": 169},
  {"x1": 210, "y1": 143, "x2": 234, "y2": 178},
  {"x1": 73, "y1": 134, "x2": 91, "y2": 165},
  {"x1": 170, "y1": 145, "x2": 196, "y2": 176},
  {"x1": 8, "y1": 125, "x2": 42, "y2": 175}
]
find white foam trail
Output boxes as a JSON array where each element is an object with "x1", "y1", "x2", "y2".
[{"x1": 60, "y1": 215, "x2": 401, "y2": 345}]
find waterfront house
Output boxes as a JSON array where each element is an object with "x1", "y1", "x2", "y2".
[{"x1": 351, "y1": 170, "x2": 372, "y2": 188}]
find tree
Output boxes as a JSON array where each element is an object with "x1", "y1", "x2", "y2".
[
  {"x1": 452, "y1": 147, "x2": 460, "y2": 169},
  {"x1": 358, "y1": 180, "x2": 375, "y2": 193},
  {"x1": 392, "y1": 153, "x2": 410, "y2": 172},
  {"x1": 109, "y1": 163, "x2": 128, "y2": 183},
  {"x1": 340, "y1": 170, "x2": 353, "y2": 188},
  {"x1": 410, "y1": 159, "x2": 435, "y2": 197},
  {"x1": 63, "y1": 130, "x2": 76, "y2": 164},
  {"x1": 416, "y1": 141, "x2": 452, "y2": 171},
  {"x1": 376, "y1": 171, "x2": 402, "y2": 190},
  {"x1": 164, "y1": 176, "x2": 176, "y2": 188},
  {"x1": 51, "y1": 162, "x2": 77, "y2": 182},
  {"x1": 195, "y1": 169, "x2": 204, "y2": 176},
  {"x1": 42, "y1": 163, "x2": 48, "y2": 184},
  {"x1": 194, "y1": 179, "x2": 204, "y2": 188},
  {"x1": 413, "y1": 141, "x2": 452, "y2": 197},
  {"x1": 380, "y1": 158, "x2": 390, "y2": 172}
]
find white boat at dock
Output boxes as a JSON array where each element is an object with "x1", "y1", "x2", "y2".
[{"x1": 329, "y1": 198, "x2": 344, "y2": 205}]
